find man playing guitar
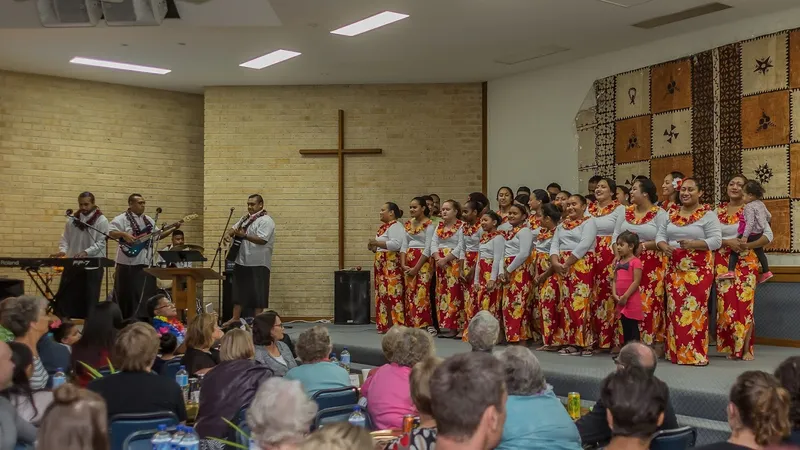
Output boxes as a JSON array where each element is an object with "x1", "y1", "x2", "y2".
[
  {"x1": 108, "y1": 194, "x2": 178, "y2": 319},
  {"x1": 223, "y1": 194, "x2": 275, "y2": 326},
  {"x1": 52, "y1": 191, "x2": 109, "y2": 319}
]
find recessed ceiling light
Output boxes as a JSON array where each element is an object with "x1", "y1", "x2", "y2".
[
  {"x1": 69, "y1": 57, "x2": 170, "y2": 75},
  {"x1": 239, "y1": 50, "x2": 302, "y2": 70},
  {"x1": 330, "y1": 11, "x2": 409, "y2": 37}
]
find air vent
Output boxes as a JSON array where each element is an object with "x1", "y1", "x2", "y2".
[
  {"x1": 494, "y1": 45, "x2": 570, "y2": 65},
  {"x1": 632, "y1": 2, "x2": 731, "y2": 29}
]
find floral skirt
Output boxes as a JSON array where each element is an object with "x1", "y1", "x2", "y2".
[
  {"x1": 501, "y1": 256, "x2": 532, "y2": 342},
  {"x1": 665, "y1": 249, "x2": 713, "y2": 366},
  {"x1": 638, "y1": 248, "x2": 667, "y2": 345},
  {"x1": 403, "y1": 248, "x2": 433, "y2": 329},
  {"x1": 537, "y1": 252, "x2": 563, "y2": 346},
  {"x1": 555, "y1": 251, "x2": 594, "y2": 348},
  {"x1": 374, "y1": 250, "x2": 404, "y2": 333},
  {"x1": 592, "y1": 236, "x2": 616, "y2": 349},
  {"x1": 714, "y1": 248, "x2": 758, "y2": 359},
  {"x1": 436, "y1": 248, "x2": 465, "y2": 331}
]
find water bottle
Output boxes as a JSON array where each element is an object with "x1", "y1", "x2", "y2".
[
  {"x1": 150, "y1": 424, "x2": 171, "y2": 450},
  {"x1": 340, "y1": 347, "x2": 351, "y2": 373},
  {"x1": 52, "y1": 368, "x2": 66, "y2": 388},
  {"x1": 170, "y1": 425, "x2": 185, "y2": 450},
  {"x1": 348, "y1": 405, "x2": 366, "y2": 428},
  {"x1": 176, "y1": 365, "x2": 189, "y2": 402},
  {"x1": 178, "y1": 427, "x2": 199, "y2": 450},
  {"x1": 248, "y1": 438, "x2": 259, "y2": 450},
  {"x1": 329, "y1": 353, "x2": 338, "y2": 365}
]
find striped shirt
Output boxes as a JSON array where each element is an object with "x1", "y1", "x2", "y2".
[{"x1": 30, "y1": 357, "x2": 49, "y2": 390}]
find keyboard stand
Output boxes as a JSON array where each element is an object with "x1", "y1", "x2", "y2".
[{"x1": 23, "y1": 267, "x2": 56, "y2": 306}]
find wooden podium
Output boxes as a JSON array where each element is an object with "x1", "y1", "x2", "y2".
[{"x1": 144, "y1": 268, "x2": 222, "y2": 320}]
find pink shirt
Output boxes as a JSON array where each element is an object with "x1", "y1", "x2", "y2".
[
  {"x1": 361, "y1": 363, "x2": 417, "y2": 430},
  {"x1": 614, "y1": 257, "x2": 643, "y2": 321}
]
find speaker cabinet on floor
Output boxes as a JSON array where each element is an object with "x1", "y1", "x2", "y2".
[{"x1": 334, "y1": 270, "x2": 370, "y2": 325}]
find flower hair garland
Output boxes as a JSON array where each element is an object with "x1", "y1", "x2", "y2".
[{"x1": 672, "y1": 177, "x2": 683, "y2": 190}]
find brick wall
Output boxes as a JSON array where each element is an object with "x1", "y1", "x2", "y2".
[
  {"x1": 0, "y1": 71, "x2": 204, "y2": 297},
  {"x1": 204, "y1": 84, "x2": 483, "y2": 317}
]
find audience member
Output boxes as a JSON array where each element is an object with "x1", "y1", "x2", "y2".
[
  {"x1": 36, "y1": 384, "x2": 109, "y2": 450},
  {"x1": 301, "y1": 423, "x2": 374, "y2": 450},
  {"x1": 696, "y1": 371, "x2": 791, "y2": 450},
  {"x1": 36, "y1": 327, "x2": 72, "y2": 384},
  {"x1": 88, "y1": 322, "x2": 187, "y2": 421},
  {"x1": 0, "y1": 341, "x2": 36, "y2": 450},
  {"x1": 181, "y1": 313, "x2": 223, "y2": 376},
  {"x1": 152, "y1": 333, "x2": 179, "y2": 375},
  {"x1": 2, "y1": 342, "x2": 53, "y2": 425},
  {"x1": 0, "y1": 296, "x2": 51, "y2": 390},
  {"x1": 285, "y1": 326, "x2": 350, "y2": 397},
  {"x1": 253, "y1": 311, "x2": 296, "y2": 376},
  {"x1": 148, "y1": 294, "x2": 186, "y2": 349},
  {"x1": 384, "y1": 356, "x2": 442, "y2": 450},
  {"x1": 774, "y1": 356, "x2": 800, "y2": 445},
  {"x1": 248, "y1": 377, "x2": 317, "y2": 450},
  {"x1": 496, "y1": 347, "x2": 581, "y2": 450},
  {"x1": 576, "y1": 342, "x2": 678, "y2": 447},
  {"x1": 196, "y1": 329, "x2": 273, "y2": 440},
  {"x1": 600, "y1": 367, "x2": 668, "y2": 450},
  {"x1": 363, "y1": 326, "x2": 434, "y2": 430},
  {"x1": 71, "y1": 301, "x2": 122, "y2": 387},
  {"x1": 430, "y1": 352, "x2": 507, "y2": 450},
  {"x1": 467, "y1": 311, "x2": 499, "y2": 353},
  {"x1": 51, "y1": 319, "x2": 80, "y2": 350}
]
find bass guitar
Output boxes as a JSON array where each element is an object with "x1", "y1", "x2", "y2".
[{"x1": 119, "y1": 214, "x2": 199, "y2": 257}]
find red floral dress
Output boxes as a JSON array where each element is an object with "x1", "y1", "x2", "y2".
[
  {"x1": 402, "y1": 220, "x2": 434, "y2": 329},
  {"x1": 588, "y1": 201, "x2": 621, "y2": 349},
  {"x1": 553, "y1": 217, "x2": 595, "y2": 348},
  {"x1": 374, "y1": 221, "x2": 405, "y2": 332},
  {"x1": 433, "y1": 221, "x2": 465, "y2": 331},
  {"x1": 501, "y1": 226, "x2": 533, "y2": 343}
]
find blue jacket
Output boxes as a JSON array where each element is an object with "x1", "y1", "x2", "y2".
[{"x1": 497, "y1": 387, "x2": 583, "y2": 450}]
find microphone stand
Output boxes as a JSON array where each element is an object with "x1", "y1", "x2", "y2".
[
  {"x1": 211, "y1": 208, "x2": 235, "y2": 317},
  {"x1": 133, "y1": 208, "x2": 161, "y2": 319}
]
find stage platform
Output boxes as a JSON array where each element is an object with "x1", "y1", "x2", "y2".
[{"x1": 285, "y1": 322, "x2": 798, "y2": 446}]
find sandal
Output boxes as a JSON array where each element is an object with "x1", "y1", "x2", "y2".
[
  {"x1": 558, "y1": 346, "x2": 580, "y2": 356},
  {"x1": 581, "y1": 349, "x2": 594, "y2": 357},
  {"x1": 426, "y1": 326, "x2": 438, "y2": 336}
]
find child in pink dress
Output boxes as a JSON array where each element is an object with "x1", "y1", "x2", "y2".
[{"x1": 613, "y1": 231, "x2": 644, "y2": 345}]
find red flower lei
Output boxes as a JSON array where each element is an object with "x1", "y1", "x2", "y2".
[
  {"x1": 376, "y1": 220, "x2": 397, "y2": 237},
  {"x1": 588, "y1": 201, "x2": 620, "y2": 217},
  {"x1": 504, "y1": 226, "x2": 524, "y2": 241},
  {"x1": 480, "y1": 230, "x2": 502, "y2": 244},
  {"x1": 716, "y1": 203, "x2": 742, "y2": 225},
  {"x1": 537, "y1": 228, "x2": 554, "y2": 241},
  {"x1": 561, "y1": 216, "x2": 589, "y2": 231},
  {"x1": 436, "y1": 220, "x2": 464, "y2": 240},
  {"x1": 669, "y1": 204, "x2": 712, "y2": 226},
  {"x1": 625, "y1": 205, "x2": 659, "y2": 225},
  {"x1": 660, "y1": 200, "x2": 679, "y2": 213},
  {"x1": 72, "y1": 208, "x2": 103, "y2": 231},
  {"x1": 405, "y1": 219, "x2": 432, "y2": 235},
  {"x1": 528, "y1": 215, "x2": 541, "y2": 229},
  {"x1": 463, "y1": 222, "x2": 481, "y2": 236}
]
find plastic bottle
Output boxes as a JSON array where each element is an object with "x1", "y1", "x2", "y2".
[
  {"x1": 178, "y1": 427, "x2": 199, "y2": 450},
  {"x1": 348, "y1": 405, "x2": 366, "y2": 428},
  {"x1": 52, "y1": 368, "x2": 66, "y2": 388},
  {"x1": 329, "y1": 353, "x2": 338, "y2": 365},
  {"x1": 176, "y1": 365, "x2": 189, "y2": 402},
  {"x1": 150, "y1": 424, "x2": 172, "y2": 450},
  {"x1": 340, "y1": 347, "x2": 351, "y2": 373},
  {"x1": 170, "y1": 425, "x2": 185, "y2": 450}
]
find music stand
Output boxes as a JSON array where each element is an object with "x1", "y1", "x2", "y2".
[{"x1": 157, "y1": 250, "x2": 207, "y2": 266}]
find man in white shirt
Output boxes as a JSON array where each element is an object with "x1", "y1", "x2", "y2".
[
  {"x1": 108, "y1": 193, "x2": 177, "y2": 319},
  {"x1": 52, "y1": 192, "x2": 108, "y2": 319},
  {"x1": 224, "y1": 194, "x2": 275, "y2": 326}
]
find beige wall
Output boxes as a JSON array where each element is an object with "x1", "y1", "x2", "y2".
[
  {"x1": 0, "y1": 71, "x2": 204, "y2": 296},
  {"x1": 204, "y1": 84, "x2": 483, "y2": 317}
]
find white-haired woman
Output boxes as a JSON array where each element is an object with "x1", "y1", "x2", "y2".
[
  {"x1": 285, "y1": 326, "x2": 350, "y2": 397},
  {"x1": 467, "y1": 310, "x2": 500, "y2": 353},
  {"x1": 362, "y1": 327, "x2": 434, "y2": 430},
  {"x1": 248, "y1": 377, "x2": 318, "y2": 450},
  {"x1": 496, "y1": 347, "x2": 582, "y2": 450},
  {"x1": 0, "y1": 296, "x2": 51, "y2": 389}
]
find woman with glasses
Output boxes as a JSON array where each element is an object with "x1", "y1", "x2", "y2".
[
  {"x1": 147, "y1": 294, "x2": 186, "y2": 351},
  {"x1": 252, "y1": 311, "x2": 296, "y2": 376}
]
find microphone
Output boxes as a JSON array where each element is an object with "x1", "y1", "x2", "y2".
[
  {"x1": 65, "y1": 209, "x2": 74, "y2": 216},
  {"x1": 156, "y1": 207, "x2": 163, "y2": 214},
  {"x1": 230, "y1": 207, "x2": 235, "y2": 212}
]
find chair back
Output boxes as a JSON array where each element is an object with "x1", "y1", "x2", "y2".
[
  {"x1": 650, "y1": 426, "x2": 697, "y2": 450},
  {"x1": 230, "y1": 403, "x2": 251, "y2": 447},
  {"x1": 312, "y1": 405, "x2": 374, "y2": 431},
  {"x1": 310, "y1": 386, "x2": 359, "y2": 411},
  {"x1": 121, "y1": 427, "x2": 177, "y2": 450},
  {"x1": 109, "y1": 411, "x2": 179, "y2": 450},
  {"x1": 99, "y1": 368, "x2": 113, "y2": 378},
  {"x1": 161, "y1": 359, "x2": 182, "y2": 379}
]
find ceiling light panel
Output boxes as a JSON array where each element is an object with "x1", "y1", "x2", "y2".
[
  {"x1": 239, "y1": 50, "x2": 301, "y2": 69},
  {"x1": 69, "y1": 57, "x2": 171, "y2": 74},
  {"x1": 330, "y1": 11, "x2": 409, "y2": 37}
]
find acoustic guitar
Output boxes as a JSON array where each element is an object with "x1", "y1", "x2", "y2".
[
  {"x1": 225, "y1": 214, "x2": 249, "y2": 263},
  {"x1": 119, "y1": 213, "x2": 199, "y2": 257}
]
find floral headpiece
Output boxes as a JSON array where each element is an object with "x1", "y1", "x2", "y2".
[
  {"x1": 49, "y1": 318, "x2": 62, "y2": 330},
  {"x1": 672, "y1": 177, "x2": 683, "y2": 190}
]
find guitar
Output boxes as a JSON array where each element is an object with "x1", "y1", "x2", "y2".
[
  {"x1": 225, "y1": 214, "x2": 250, "y2": 263},
  {"x1": 119, "y1": 214, "x2": 199, "y2": 257}
]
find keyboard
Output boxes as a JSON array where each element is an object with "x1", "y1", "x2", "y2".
[{"x1": 0, "y1": 257, "x2": 115, "y2": 269}]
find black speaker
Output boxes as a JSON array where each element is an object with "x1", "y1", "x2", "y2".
[
  {"x1": 334, "y1": 270, "x2": 370, "y2": 325},
  {"x1": 0, "y1": 279, "x2": 24, "y2": 301}
]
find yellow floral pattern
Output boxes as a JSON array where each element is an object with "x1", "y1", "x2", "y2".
[
  {"x1": 592, "y1": 235, "x2": 616, "y2": 349},
  {"x1": 502, "y1": 256, "x2": 532, "y2": 343},
  {"x1": 403, "y1": 248, "x2": 433, "y2": 328},
  {"x1": 436, "y1": 247, "x2": 465, "y2": 331},
  {"x1": 374, "y1": 249, "x2": 404, "y2": 332},
  {"x1": 665, "y1": 249, "x2": 713, "y2": 366},
  {"x1": 555, "y1": 251, "x2": 594, "y2": 348},
  {"x1": 714, "y1": 243, "x2": 758, "y2": 360}
]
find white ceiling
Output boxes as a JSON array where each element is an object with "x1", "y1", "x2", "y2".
[{"x1": 0, "y1": 0, "x2": 798, "y2": 93}]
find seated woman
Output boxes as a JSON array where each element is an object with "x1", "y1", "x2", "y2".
[
  {"x1": 384, "y1": 356, "x2": 442, "y2": 450},
  {"x1": 2, "y1": 342, "x2": 53, "y2": 425},
  {"x1": 147, "y1": 294, "x2": 186, "y2": 350},
  {"x1": 774, "y1": 356, "x2": 800, "y2": 445},
  {"x1": 181, "y1": 313, "x2": 223, "y2": 377},
  {"x1": 467, "y1": 311, "x2": 500, "y2": 353},
  {"x1": 248, "y1": 377, "x2": 318, "y2": 450},
  {"x1": 88, "y1": 323, "x2": 187, "y2": 421},
  {"x1": 496, "y1": 347, "x2": 581, "y2": 450},
  {"x1": 37, "y1": 384, "x2": 109, "y2": 450},
  {"x1": 285, "y1": 326, "x2": 350, "y2": 397},
  {"x1": 362, "y1": 327, "x2": 434, "y2": 430},
  {"x1": 252, "y1": 311, "x2": 296, "y2": 377},
  {"x1": 195, "y1": 329, "x2": 273, "y2": 441},
  {"x1": 0, "y1": 296, "x2": 52, "y2": 389},
  {"x1": 152, "y1": 334, "x2": 179, "y2": 375},
  {"x1": 71, "y1": 301, "x2": 122, "y2": 387}
]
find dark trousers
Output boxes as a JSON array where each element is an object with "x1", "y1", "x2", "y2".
[
  {"x1": 232, "y1": 265, "x2": 270, "y2": 311},
  {"x1": 728, "y1": 233, "x2": 769, "y2": 272},
  {"x1": 112, "y1": 264, "x2": 157, "y2": 319},
  {"x1": 54, "y1": 266, "x2": 103, "y2": 319},
  {"x1": 620, "y1": 314, "x2": 641, "y2": 344}
]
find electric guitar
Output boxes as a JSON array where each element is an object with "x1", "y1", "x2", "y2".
[{"x1": 119, "y1": 214, "x2": 199, "y2": 257}]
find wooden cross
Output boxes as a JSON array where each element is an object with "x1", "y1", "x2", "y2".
[{"x1": 299, "y1": 110, "x2": 383, "y2": 269}]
